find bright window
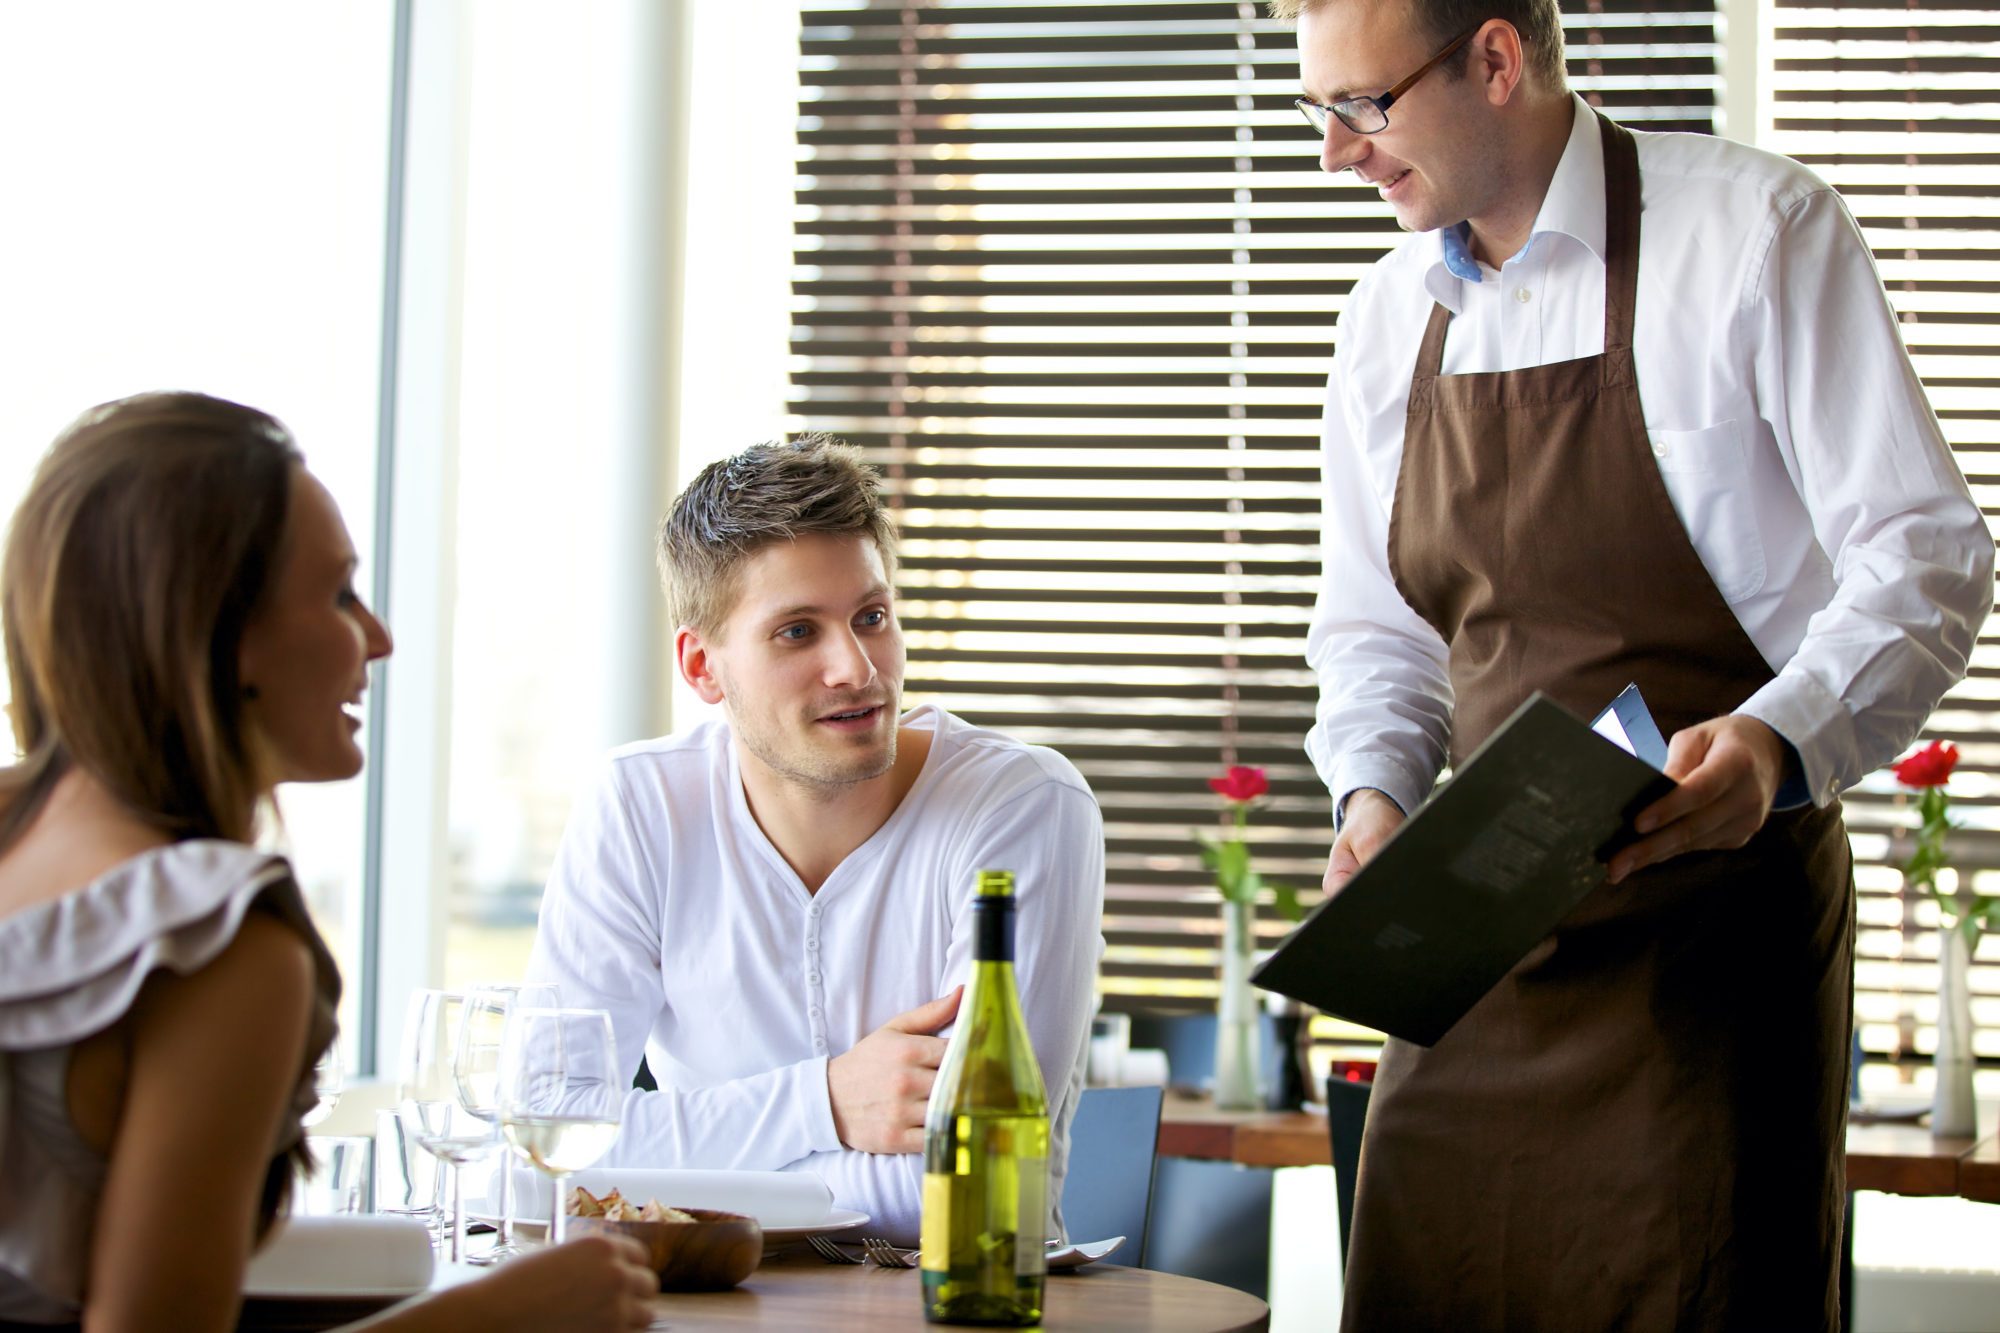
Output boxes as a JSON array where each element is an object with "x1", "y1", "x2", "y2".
[{"x1": 0, "y1": 0, "x2": 397, "y2": 1058}]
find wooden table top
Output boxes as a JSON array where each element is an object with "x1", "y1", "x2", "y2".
[
  {"x1": 635, "y1": 1247, "x2": 1270, "y2": 1331},
  {"x1": 1157, "y1": 1092, "x2": 2000, "y2": 1203},
  {"x1": 1960, "y1": 1132, "x2": 2000, "y2": 1204}
]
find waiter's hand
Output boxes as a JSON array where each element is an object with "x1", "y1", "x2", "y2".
[
  {"x1": 1323, "y1": 789, "x2": 1406, "y2": 894},
  {"x1": 1606, "y1": 715, "x2": 1790, "y2": 884}
]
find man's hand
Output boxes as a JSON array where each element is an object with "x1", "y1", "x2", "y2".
[
  {"x1": 1323, "y1": 789, "x2": 1406, "y2": 895},
  {"x1": 1607, "y1": 715, "x2": 1790, "y2": 884},
  {"x1": 827, "y1": 987, "x2": 962, "y2": 1154}
]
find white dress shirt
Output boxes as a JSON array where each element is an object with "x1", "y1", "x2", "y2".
[
  {"x1": 1308, "y1": 95, "x2": 1992, "y2": 818},
  {"x1": 525, "y1": 704, "x2": 1105, "y2": 1244}
]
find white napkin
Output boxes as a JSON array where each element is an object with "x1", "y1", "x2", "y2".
[
  {"x1": 1119, "y1": 1047, "x2": 1170, "y2": 1087},
  {"x1": 242, "y1": 1214, "x2": 435, "y2": 1297},
  {"x1": 474, "y1": 1164, "x2": 834, "y2": 1228}
]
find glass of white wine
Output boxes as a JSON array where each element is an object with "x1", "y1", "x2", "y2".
[
  {"x1": 398, "y1": 989, "x2": 494, "y2": 1261},
  {"x1": 454, "y1": 982, "x2": 557, "y2": 1264},
  {"x1": 497, "y1": 1006, "x2": 620, "y2": 1247}
]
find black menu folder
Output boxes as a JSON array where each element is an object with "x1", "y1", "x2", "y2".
[{"x1": 1252, "y1": 691, "x2": 1675, "y2": 1047}]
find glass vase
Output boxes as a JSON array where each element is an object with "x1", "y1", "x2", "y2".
[
  {"x1": 1213, "y1": 898, "x2": 1263, "y2": 1111},
  {"x1": 1932, "y1": 924, "x2": 1978, "y2": 1139}
]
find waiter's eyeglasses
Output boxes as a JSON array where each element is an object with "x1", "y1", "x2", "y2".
[{"x1": 1294, "y1": 24, "x2": 1483, "y2": 137}]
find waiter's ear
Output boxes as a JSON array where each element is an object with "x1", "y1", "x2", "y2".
[{"x1": 1467, "y1": 18, "x2": 1528, "y2": 109}]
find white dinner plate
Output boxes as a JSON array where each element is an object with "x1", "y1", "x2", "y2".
[
  {"x1": 1047, "y1": 1235, "x2": 1126, "y2": 1270},
  {"x1": 469, "y1": 1206, "x2": 872, "y2": 1245}
]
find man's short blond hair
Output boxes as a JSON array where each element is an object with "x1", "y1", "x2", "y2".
[{"x1": 658, "y1": 434, "x2": 897, "y2": 636}]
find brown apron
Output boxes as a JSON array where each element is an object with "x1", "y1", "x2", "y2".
[{"x1": 1339, "y1": 114, "x2": 1854, "y2": 1332}]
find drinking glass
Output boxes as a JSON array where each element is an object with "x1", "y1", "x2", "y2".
[
  {"x1": 398, "y1": 989, "x2": 489, "y2": 1259},
  {"x1": 454, "y1": 982, "x2": 558, "y2": 1264},
  {"x1": 301, "y1": 1041, "x2": 343, "y2": 1128},
  {"x1": 498, "y1": 1006, "x2": 620, "y2": 1246}
]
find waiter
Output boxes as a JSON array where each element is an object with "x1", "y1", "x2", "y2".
[{"x1": 1280, "y1": 0, "x2": 1993, "y2": 1328}]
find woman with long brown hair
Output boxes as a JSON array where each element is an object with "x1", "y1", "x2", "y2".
[{"x1": 0, "y1": 393, "x2": 655, "y2": 1330}]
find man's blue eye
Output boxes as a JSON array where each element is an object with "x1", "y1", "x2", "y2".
[
  {"x1": 779, "y1": 624, "x2": 810, "y2": 641},
  {"x1": 860, "y1": 609, "x2": 887, "y2": 628}
]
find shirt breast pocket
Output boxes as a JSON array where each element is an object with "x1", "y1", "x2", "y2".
[{"x1": 1644, "y1": 419, "x2": 1767, "y2": 603}]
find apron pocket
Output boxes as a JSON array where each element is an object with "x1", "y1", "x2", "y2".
[{"x1": 1645, "y1": 419, "x2": 1767, "y2": 602}]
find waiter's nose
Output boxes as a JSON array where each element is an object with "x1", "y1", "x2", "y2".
[{"x1": 1320, "y1": 120, "x2": 1369, "y2": 176}]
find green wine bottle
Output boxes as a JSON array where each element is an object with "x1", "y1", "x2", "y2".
[{"x1": 920, "y1": 869, "x2": 1049, "y2": 1326}]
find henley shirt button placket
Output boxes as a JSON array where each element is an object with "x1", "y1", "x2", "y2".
[{"x1": 806, "y1": 899, "x2": 828, "y2": 1053}]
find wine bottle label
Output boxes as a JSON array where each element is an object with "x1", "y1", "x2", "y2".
[
  {"x1": 1015, "y1": 1169, "x2": 1048, "y2": 1279},
  {"x1": 919, "y1": 1172, "x2": 951, "y2": 1273}
]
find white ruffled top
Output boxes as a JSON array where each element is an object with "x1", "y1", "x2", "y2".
[{"x1": 0, "y1": 840, "x2": 340, "y2": 1323}]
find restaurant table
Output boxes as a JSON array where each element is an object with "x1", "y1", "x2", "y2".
[
  {"x1": 631, "y1": 1246, "x2": 1269, "y2": 1331},
  {"x1": 1157, "y1": 1091, "x2": 1999, "y2": 1201}
]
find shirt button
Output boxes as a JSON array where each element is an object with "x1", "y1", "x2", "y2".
[
  {"x1": 1514, "y1": 287, "x2": 1531, "y2": 304},
  {"x1": 808, "y1": 904, "x2": 822, "y2": 918},
  {"x1": 807, "y1": 972, "x2": 821, "y2": 986},
  {"x1": 809, "y1": 1007, "x2": 822, "y2": 1021},
  {"x1": 1651, "y1": 439, "x2": 1669, "y2": 458},
  {"x1": 814, "y1": 1038, "x2": 827, "y2": 1053},
  {"x1": 806, "y1": 938, "x2": 819, "y2": 953}
]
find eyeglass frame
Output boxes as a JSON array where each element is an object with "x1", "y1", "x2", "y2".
[{"x1": 1294, "y1": 23, "x2": 1484, "y2": 137}]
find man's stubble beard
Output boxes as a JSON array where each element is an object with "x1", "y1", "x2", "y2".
[{"x1": 731, "y1": 698, "x2": 901, "y2": 798}]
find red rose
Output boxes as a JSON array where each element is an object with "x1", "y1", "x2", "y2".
[
  {"x1": 1892, "y1": 740, "x2": 1959, "y2": 789},
  {"x1": 1207, "y1": 765, "x2": 1269, "y2": 803}
]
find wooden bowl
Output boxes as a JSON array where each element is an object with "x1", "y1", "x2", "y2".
[{"x1": 569, "y1": 1209, "x2": 764, "y2": 1292}]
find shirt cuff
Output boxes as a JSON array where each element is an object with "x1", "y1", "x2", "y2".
[
  {"x1": 796, "y1": 1054, "x2": 843, "y2": 1154},
  {"x1": 1737, "y1": 672, "x2": 1855, "y2": 808},
  {"x1": 1335, "y1": 786, "x2": 1407, "y2": 832},
  {"x1": 1328, "y1": 755, "x2": 1430, "y2": 824}
]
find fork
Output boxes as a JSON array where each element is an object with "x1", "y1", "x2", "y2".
[
  {"x1": 861, "y1": 1237, "x2": 918, "y2": 1268},
  {"x1": 807, "y1": 1234, "x2": 864, "y2": 1264}
]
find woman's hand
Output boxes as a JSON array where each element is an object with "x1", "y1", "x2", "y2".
[{"x1": 364, "y1": 1233, "x2": 658, "y2": 1332}]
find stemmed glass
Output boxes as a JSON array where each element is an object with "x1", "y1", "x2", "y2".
[
  {"x1": 399, "y1": 989, "x2": 497, "y2": 1261},
  {"x1": 301, "y1": 1042, "x2": 343, "y2": 1128},
  {"x1": 454, "y1": 982, "x2": 557, "y2": 1264},
  {"x1": 497, "y1": 1007, "x2": 621, "y2": 1246}
]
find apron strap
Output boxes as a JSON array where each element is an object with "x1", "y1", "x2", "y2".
[{"x1": 1596, "y1": 111, "x2": 1642, "y2": 362}]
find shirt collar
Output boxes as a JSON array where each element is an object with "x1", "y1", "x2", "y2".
[{"x1": 1423, "y1": 95, "x2": 1605, "y2": 312}]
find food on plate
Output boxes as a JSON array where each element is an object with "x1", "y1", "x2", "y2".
[{"x1": 567, "y1": 1184, "x2": 695, "y2": 1224}]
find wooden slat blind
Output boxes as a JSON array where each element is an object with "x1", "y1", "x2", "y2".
[
  {"x1": 1767, "y1": 2, "x2": 2000, "y2": 1073},
  {"x1": 789, "y1": 1, "x2": 1719, "y2": 1023}
]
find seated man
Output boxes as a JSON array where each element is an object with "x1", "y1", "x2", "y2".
[{"x1": 527, "y1": 436, "x2": 1105, "y2": 1243}]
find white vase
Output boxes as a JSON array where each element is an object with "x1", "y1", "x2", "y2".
[
  {"x1": 1932, "y1": 925, "x2": 1979, "y2": 1140},
  {"x1": 1213, "y1": 899, "x2": 1262, "y2": 1111}
]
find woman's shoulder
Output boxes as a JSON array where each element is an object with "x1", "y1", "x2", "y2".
[{"x1": 0, "y1": 840, "x2": 336, "y2": 1054}]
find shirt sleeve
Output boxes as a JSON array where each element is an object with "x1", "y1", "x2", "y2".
[
  {"x1": 525, "y1": 761, "x2": 838, "y2": 1173},
  {"x1": 1735, "y1": 187, "x2": 1994, "y2": 804},
  {"x1": 1305, "y1": 289, "x2": 1456, "y2": 819},
  {"x1": 778, "y1": 775, "x2": 1106, "y2": 1245}
]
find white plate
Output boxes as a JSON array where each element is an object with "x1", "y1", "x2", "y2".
[
  {"x1": 241, "y1": 1281, "x2": 429, "y2": 1301},
  {"x1": 469, "y1": 1206, "x2": 872, "y2": 1245},
  {"x1": 1048, "y1": 1235, "x2": 1125, "y2": 1270}
]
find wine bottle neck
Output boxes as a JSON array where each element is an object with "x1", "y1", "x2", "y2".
[{"x1": 971, "y1": 900, "x2": 1015, "y2": 963}]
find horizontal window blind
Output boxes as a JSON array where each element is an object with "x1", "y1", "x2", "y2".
[
  {"x1": 1767, "y1": 3, "x2": 2000, "y2": 1074},
  {"x1": 790, "y1": 1, "x2": 1718, "y2": 1041}
]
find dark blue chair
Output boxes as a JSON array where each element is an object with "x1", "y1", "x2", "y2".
[
  {"x1": 1124, "y1": 1011, "x2": 1278, "y2": 1299},
  {"x1": 1059, "y1": 1085, "x2": 1163, "y2": 1266},
  {"x1": 1325, "y1": 1074, "x2": 1372, "y2": 1267}
]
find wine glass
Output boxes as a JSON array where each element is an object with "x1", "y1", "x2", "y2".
[
  {"x1": 300, "y1": 1041, "x2": 343, "y2": 1128},
  {"x1": 454, "y1": 982, "x2": 557, "y2": 1264},
  {"x1": 398, "y1": 989, "x2": 492, "y2": 1260},
  {"x1": 497, "y1": 1006, "x2": 621, "y2": 1246}
]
